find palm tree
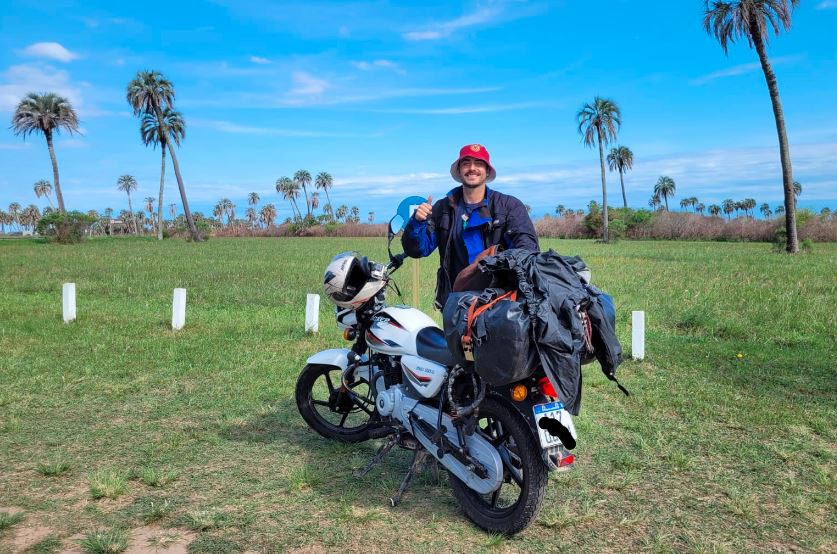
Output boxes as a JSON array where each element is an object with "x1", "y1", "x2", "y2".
[
  {"x1": 577, "y1": 97, "x2": 621, "y2": 242},
  {"x1": 11, "y1": 93, "x2": 79, "y2": 215},
  {"x1": 607, "y1": 145, "x2": 634, "y2": 208},
  {"x1": 555, "y1": 204, "x2": 566, "y2": 217},
  {"x1": 322, "y1": 203, "x2": 332, "y2": 219},
  {"x1": 722, "y1": 198, "x2": 735, "y2": 220},
  {"x1": 8, "y1": 202, "x2": 22, "y2": 231},
  {"x1": 169, "y1": 203, "x2": 177, "y2": 220},
  {"x1": 24, "y1": 205, "x2": 41, "y2": 232},
  {"x1": 367, "y1": 211, "x2": 375, "y2": 224},
  {"x1": 246, "y1": 207, "x2": 258, "y2": 229},
  {"x1": 276, "y1": 177, "x2": 302, "y2": 220},
  {"x1": 260, "y1": 203, "x2": 277, "y2": 228},
  {"x1": 33, "y1": 180, "x2": 54, "y2": 209},
  {"x1": 704, "y1": 0, "x2": 799, "y2": 252},
  {"x1": 141, "y1": 106, "x2": 185, "y2": 240},
  {"x1": 679, "y1": 198, "x2": 690, "y2": 211},
  {"x1": 335, "y1": 205, "x2": 348, "y2": 223},
  {"x1": 315, "y1": 172, "x2": 334, "y2": 221},
  {"x1": 792, "y1": 180, "x2": 801, "y2": 207},
  {"x1": 654, "y1": 176, "x2": 676, "y2": 211},
  {"x1": 310, "y1": 192, "x2": 320, "y2": 213},
  {"x1": 350, "y1": 206, "x2": 360, "y2": 223},
  {"x1": 117, "y1": 175, "x2": 139, "y2": 234},
  {"x1": 775, "y1": 205, "x2": 785, "y2": 215},
  {"x1": 294, "y1": 170, "x2": 313, "y2": 219},
  {"x1": 709, "y1": 204, "x2": 722, "y2": 217},
  {"x1": 127, "y1": 70, "x2": 201, "y2": 241},
  {"x1": 696, "y1": 203, "x2": 706, "y2": 215},
  {"x1": 743, "y1": 198, "x2": 757, "y2": 217},
  {"x1": 248, "y1": 192, "x2": 260, "y2": 207},
  {"x1": 760, "y1": 203, "x2": 772, "y2": 218},
  {"x1": 144, "y1": 196, "x2": 155, "y2": 232},
  {"x1": 648, "y1": 194, "x2": 662, "y2": 211},
  {"x1": 0, "y1": 209, "x2": 8, "y2": 234}
]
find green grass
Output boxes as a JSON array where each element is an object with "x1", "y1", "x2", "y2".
[
  {"x1": 0, "y1": 511, "x2": 25, "y2": 531},
  {"x1": 36, "y1": 458, "x2": 71, "y2": 477},
  {"x1": 88, "y1": 469, "x2": 129, "y2": 500},
  {"x1": 79, "y1": 529, "x2": 128, "y2": 554},
  {"x1": 1, "y1": 236, "x2": 835, "y2": 552}
]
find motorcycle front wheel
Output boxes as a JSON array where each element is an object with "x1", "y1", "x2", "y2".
[
  {"x1": 295, "y1": 363, "x2": 376, "y2": 443},
  {"x1": 449, "y1": 396, "x2": 549, "y2": 535}
]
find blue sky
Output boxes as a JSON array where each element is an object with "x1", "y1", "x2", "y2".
[{"x1": 1, "y1": 0, "x2": 836, "y2": 222}]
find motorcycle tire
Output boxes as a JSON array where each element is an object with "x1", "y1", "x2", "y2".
[
  {"x1": 295, "y1": 363, "x2": 376, "y2": 443},
  {"x1": 449, "y1": 396, "x2": 549, "y2": 535}
]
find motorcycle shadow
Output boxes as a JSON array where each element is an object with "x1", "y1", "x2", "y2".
[{"x1": 222, "y1": 404, "x2": 462, "y2": 516}]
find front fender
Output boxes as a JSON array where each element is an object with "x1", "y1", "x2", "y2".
[{"x1": 306, "y1": 348, "x2": 352, "y2": 371}]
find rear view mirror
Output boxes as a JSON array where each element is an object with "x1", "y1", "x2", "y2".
[{"x1": 390, "y1": 195, "x2": 428, "y2": 234}]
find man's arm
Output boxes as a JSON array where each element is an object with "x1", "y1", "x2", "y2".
[
  {"x1": 401, "y1": 213, "x2": 438, "y2": 258},
  {"x1": 505, "y1": 197, "x2": 540, "y2": 251}
]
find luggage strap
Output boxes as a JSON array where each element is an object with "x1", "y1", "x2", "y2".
[{"x1": 461, "y1": 290, "x2": 518, "y2": 361}]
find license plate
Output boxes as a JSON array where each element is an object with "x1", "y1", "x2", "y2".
[{"x1": 533, "y1": 401, "x2": 577, "y2": 449}]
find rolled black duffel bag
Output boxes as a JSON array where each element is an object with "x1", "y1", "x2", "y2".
[{"x1": 442, "y1": 287, "x2": 538, "y2": 386}]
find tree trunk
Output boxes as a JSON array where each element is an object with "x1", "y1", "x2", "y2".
[
  {"x1": 324, "y1": 188, "x2": 333, "y2": 220},
  {"x1": 302, "y1": 184, "x2": 311, "y2": 219},
  {"x1": 127, "y1": 192, "x2": 138, "y2": 234},
  {"x1": 45, "y1": 130, "x2": 66, "y2": 215},
  {"x1": 152, "y1": 101, "x2": 202, "y2": 242},
  {"x1": 664, "y1": 196, "x2": 669, "y2": 211},
  {"x1": 752, "y1": 20, "x2": 798, "y2": 253},
  {"x1": 157, "y1": 148, "x2": 166, "y2": 240},
  {"x1": 597, "y1": 128, "x2": 609, "y2": 243},
  {"x1": 620, "y1": 170, "x2": 627, "y2": 209}
]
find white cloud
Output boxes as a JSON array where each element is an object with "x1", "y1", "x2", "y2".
[
  {"x1": 288, "y1": 71, "x2": 328, "y2": 96},
  {"x1": 351, "y1": 59, "x2": 406, "y2": 75},
  {"x1": 191, "y1": 118, "x2": 381, "y2": 138},
  {"x1": 691, "y1": 55, "x2": 803, "y2": 85},
  {"x1": 816, "y1": 1, "x2": 837, "y2": 9},
  {"x1": 20, "y1": 42, "x2": 79, "y2": 62},
  {"x1": 250, "y1": 56, "x2": 271, "y2": 64},
  {"x1": 0, "y1": 64, "x2": 82, "y2": 112},
  {"x1": 368, "y1": 102, "x2": 547, "y2": 115},
  {"x1": 403, "y1": 5, "x2": 504, "y2": 41}
]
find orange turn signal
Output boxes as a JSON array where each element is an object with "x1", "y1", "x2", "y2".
[
  {"x1": 511, "y1": 383, "x2": 528, "y2": 402},
  {"x1": 343, "y1": 329, "x2": 354, "y2": 341}
]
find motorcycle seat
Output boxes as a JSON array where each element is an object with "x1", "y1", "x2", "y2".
[{"x1": 415, "y1": 326, "x2": 456, "y2": 367}]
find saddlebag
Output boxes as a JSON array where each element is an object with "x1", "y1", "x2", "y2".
[{"x1": 442, "y1": 288, "x2": 538, "y2": 385}]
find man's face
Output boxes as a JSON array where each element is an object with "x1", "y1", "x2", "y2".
[{"x1": 458, "y1": 157, "x2": 488, "y2": 188}]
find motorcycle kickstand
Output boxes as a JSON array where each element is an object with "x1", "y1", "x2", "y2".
[
  {"x1": 354, "y1": 434, "x2": 398, "y2": 478},
  {"x1": 389, "y1": 448, "x2": 430, "y2": 507}
]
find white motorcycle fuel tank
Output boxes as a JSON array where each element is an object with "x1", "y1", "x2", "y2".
[{"x1": 364, "y1": 306, "x2": 438, "y2": 357}]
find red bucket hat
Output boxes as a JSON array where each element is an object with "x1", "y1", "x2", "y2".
[{"x1": 450, "y1": 143, "x2": 496, "y2": 183}]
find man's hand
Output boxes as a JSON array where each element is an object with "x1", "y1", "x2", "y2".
[{"x1": 414, "y1": 195, "x2": 433, "y2": 222}]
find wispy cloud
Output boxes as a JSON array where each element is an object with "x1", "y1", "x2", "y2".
[
  {"x1": 351, "y1": 59, "x2": 406, "y2": 75},
  {"x1": 288, "y1": 71, "x2": 328, "y2": 96},
  {"x1": 816, "y1": 1, "x2": 837, "y2": 10},
  {"x1": 0, "y1": 64, "x2": 81, "y2": 111},
  {"x1": 250, "y1": 56, "x2": 271, "y2": 64},
  {"x1": 403, "y1": 5, "x2": 504, "y2": 41},
  {"x1": 191, "y1": 118, "x2": 383, "y2": 138},
  {"x1": 690, "y1": 55, "x2": 804, "y2": 85},
  {"x1": 19, "y1": 42, "x2": 79, "y2": 63},
  {"x1": 366, "y1": 102, "x2": 549, "y2": 115}
]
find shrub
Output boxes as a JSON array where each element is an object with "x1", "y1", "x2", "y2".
[{"x1": 37, "y1": 211, "x2": 96, "y2": 244}]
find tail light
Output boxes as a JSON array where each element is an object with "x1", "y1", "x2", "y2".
[
  {"x1": 559, "y1": 454, "x2": 575, "y2": 467},
  {"x1": 538, "y1": 377, "x2": 557, "y2": 398}
]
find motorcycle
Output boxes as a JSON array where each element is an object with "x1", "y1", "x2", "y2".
[{"x1": 295, "y1": 218, "x2": 578, "y2": 535}]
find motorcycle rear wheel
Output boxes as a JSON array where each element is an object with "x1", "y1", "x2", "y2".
[
  {"x1": 295, "y1": 363, "x2": 376, "y2": 443},
  {"x1": 449, "y1": 396, "x2": 549, "y2": 535}
]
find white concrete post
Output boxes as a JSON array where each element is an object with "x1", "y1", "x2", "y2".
[
  {"x1": 632, "y1": 310, "x2": 645, "y2": 360},
  {"x1": 305, "y1": 293, "x2": 320, "y2": 334},
  {"x1": 62, "y1": 283, "x2": 76, "y2": 323},
  {"x1": 172, "y1": 288, "x2": 187, "y2": 330}
]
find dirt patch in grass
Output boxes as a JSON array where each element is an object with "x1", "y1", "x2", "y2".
[
  {"x1": 124, "y1": 525, "x2": 196, "y2": 553},
  {"x1": 9, "y1": 523, "x2": 54, "y2": 551}
]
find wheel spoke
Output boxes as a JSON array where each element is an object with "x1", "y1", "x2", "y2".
[
  {"x1": 324, "y1": 372, "x2": 336, "y2": 392},
  {"x1": 490, "y1": 489, "x2": 500, "y2": 509},
  {"x1": 339, "y1": 411, "x2": 350, "y2": 427}
]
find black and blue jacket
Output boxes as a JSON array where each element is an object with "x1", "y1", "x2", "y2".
[{"x1": 402, "y1": 186, "x2": 539, "y2": 309}]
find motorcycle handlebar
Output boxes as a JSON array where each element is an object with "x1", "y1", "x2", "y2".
[{"x1": 388, "y1": 252, "x2": 407, "y2": 272}]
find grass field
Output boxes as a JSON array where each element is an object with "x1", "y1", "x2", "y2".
[{"x1": 1, "y1": 237, "x2": 835, "y2": 553}]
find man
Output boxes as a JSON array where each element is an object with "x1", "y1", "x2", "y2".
[{"x1": 402, "y1": 143, "x2": 539, "y2": 309}]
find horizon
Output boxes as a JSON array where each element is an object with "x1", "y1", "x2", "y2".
[{"x1": 2, "y1": 0, "x2": 836, "y2": 222}]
